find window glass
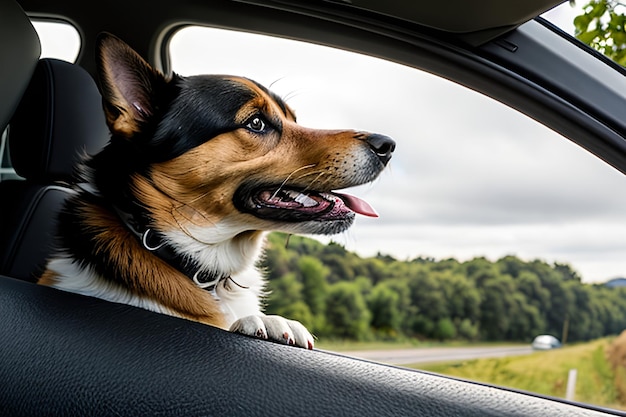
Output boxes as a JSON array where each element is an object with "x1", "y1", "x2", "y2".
[
  {"x1": 0, "y1": 19, "x2": 81, "y2": 181},
  {"x1": 170, "y1": 25, "x2": 626, "y2": 411},
  {"x1": 0, "y1": 129, "x2": 18, "y2": 181},
  {"x1": 541, "y1": 1, "x2": 585, "y2": 35},
  {"x1": 32, "y1": 20, "x2": 81, "y2": 62},
  {"x1": 169, "y1": 25, "x2": 626, "y2": 283}
]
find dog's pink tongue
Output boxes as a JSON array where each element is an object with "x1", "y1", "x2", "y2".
[{"x1": 335, "y1": 192, "x2": 379, "y2": 218}]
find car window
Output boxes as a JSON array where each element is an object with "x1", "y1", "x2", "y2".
[
  {"x1": 0, "y1": 19, "x2": 80, "y2": 182},
  {"x1": 167, "y1": 25, "x2": 626, "y2": 411},
  {"x1": 31, "y1": 20, "x2": 81, "y2": 62},
  {"x1": 168, "y1": 24, "x2": 626, "y2": 284},
  {"x1": 541, "y1": 1, "x2": 586, "y2": 35}
]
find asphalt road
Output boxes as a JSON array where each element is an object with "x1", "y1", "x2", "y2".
[{"x1": 334, "y1": 345, "x2": 534, "y2": 365}]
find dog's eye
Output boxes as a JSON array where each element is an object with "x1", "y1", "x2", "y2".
[{"x1": 246, "y1": 116, "x2": 267, "y2": 133}]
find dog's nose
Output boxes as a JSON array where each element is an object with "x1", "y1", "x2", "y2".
[{"x1": 364, "y1": 133, "x2": 395, "y2": 165}]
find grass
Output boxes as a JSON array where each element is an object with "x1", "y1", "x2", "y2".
[{"x1": 413, "y1": 338, "x2": 623, "y2": 410}]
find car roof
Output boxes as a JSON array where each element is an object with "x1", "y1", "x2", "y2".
[
  {"x1": 19, "y1": 0, "x2": 565, "y2": 73},
  {"x1": 20, "y1": 0, "x2": 564, "y2": 34},
  {"x1": 307, "y1": 0, "x2": 565, "y2": 34}
]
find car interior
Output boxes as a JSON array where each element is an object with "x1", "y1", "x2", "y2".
[{"x1": 1, "y1": 0, "x2": 626, "y2": 415}]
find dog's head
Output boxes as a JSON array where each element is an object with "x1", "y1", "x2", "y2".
[{"x1": 92, "y1": 33, "x2": 394, "y2": 242}]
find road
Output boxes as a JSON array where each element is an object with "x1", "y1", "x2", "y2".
[{"x1": 333, "y1": 345, "x2": 534, "y2": 365}]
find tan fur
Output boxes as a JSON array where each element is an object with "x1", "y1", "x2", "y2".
[
  {"x1": 38, "y1": 270, "x2": 59, "y2": 286},
  {"x1": 128, "y1": 78, "x2": 369, "y2": 243}
]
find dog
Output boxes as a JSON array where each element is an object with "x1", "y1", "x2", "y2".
[{"x1": 39, "y1": 33, "x2": 395, "y2": 349}]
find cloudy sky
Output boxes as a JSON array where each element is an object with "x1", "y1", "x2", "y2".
[
  {"x1": 36, "y1": 3, "x2": 626, "y2": 283},
  {"x1": 166, "y1": 3, "x2": 626, "y2": 284}
]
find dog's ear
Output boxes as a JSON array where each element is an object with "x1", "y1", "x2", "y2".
[{"x1": 96, "y1": 32, "x2": 165, "y2": 138}]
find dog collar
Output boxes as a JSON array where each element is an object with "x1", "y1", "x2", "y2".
[{"x1": 112, "y1": 205, "x2": 230, "y2": 297}]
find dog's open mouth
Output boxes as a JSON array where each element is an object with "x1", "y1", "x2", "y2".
[{"x1": 234, "y1": 184, "x2": 378, "y2": 223}]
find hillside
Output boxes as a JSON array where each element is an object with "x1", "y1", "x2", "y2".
[
  {"x1": 261, "y1": 233, "x2": 626, "y2": 343},
  {"x1": 606, "y1": 278, "x2": 626, "y2": 288}
]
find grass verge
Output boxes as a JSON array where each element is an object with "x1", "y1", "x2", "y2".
[{"x1": 413, "y1": 338, "x2": 623, "y2": 410}]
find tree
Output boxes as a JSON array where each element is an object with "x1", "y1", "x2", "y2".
[
  {"x1": 297, "y1": 256, "x2": 329, "y2": 333},
  {"x1": 537, "y1": 270, "x2": 575, "y2": 338},
  {"x1": 297, "y1": 257, "x2": 329, "y2": 313},
  {"x1": 507, "y1": 292, "x2": 545, "y2": 341},
  {"x1": 434, "y1": 318, "x2": 457, "y2": 341},
  {"x1": 457, "y1": 318, "x2": 479, "y2": 340},
  {"x1": 439, "y1": 271, "x2": 481, "y2": 324},
  {"x1": 325, "y1": 282, "x2": 371, "y2": 340},
  {"x1": 321, "y1": 253, "x2": 356, "y2": 283},
  {"x1": 516, "y1": 270, "x2": 551, "y2": 312},
  {"x1": 406, "y1": 270, "x2": 448, "y2": 338},
  {"x1": 554, "y1": 262, "x2": 582, "y2": 283},
  {"x1": 363, "y1": 257, "x2": 388, "y2": 285},
  {"x1": 262, "y1": 233, "x2": 293, "y2": 280},
  {"x1": 574, "y1": 0, "x2": 626, "y2": 65},
  {"x1": 262, "y1": 232, "x2": 626, "y2": 343},
  {"x1": 265, "y1": 273, "x2": 302, "y2": 311},
  {"x1": 478, "y1": 275, "x2": 516, "y2": 340},
  {"x1": 497, "y1": 255, "x2": 527, "y2": 279},
  {"x1": 368, "y1": 283, "x2": 403, "y2": 337},
  {"x1": 464, "y1": 257, "x2": 500, "y2": 286}
]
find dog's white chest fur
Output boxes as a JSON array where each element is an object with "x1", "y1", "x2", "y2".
[
  {"x1": 162, "y1": 222, "x2": 268, "y2": 325},
  {"x1": 46, "y1": 223, "x2": 268, "y2": 329},
  {"x1": 45, "y1": 256, "x2": 265, "y2": 328}
]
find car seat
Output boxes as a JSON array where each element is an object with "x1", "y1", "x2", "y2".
[
  {"x1": 0, "y1": 58, "x2": 109, "y2": 282},
  {"x1": 0, "y1": 0, "x2": 40, "y2": 130}
]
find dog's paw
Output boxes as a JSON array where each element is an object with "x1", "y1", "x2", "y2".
[{"x1": 229, "y1": 315, "x2": 314, "y2": 350}]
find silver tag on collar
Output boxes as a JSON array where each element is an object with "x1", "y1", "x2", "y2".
[{"x1": 192, "y1": 270, "x2": 222, "y2": 300}]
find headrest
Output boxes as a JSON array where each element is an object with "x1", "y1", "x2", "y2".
[
  {"x1": 0, "y1": 0, "x2": 41, "y2": 130},
  {"x1": 9, "y1": 59, "x2": 110, "y2": 181}
]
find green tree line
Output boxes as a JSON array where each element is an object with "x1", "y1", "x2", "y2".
[{"x1": 262, "y1": 233, "x2": 626, "y2": 342}]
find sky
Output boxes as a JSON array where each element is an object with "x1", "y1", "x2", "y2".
[{"x1": 34, "y1": 2, "x2": 626, "y2": 283}]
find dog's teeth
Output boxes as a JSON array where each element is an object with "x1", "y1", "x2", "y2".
[
  {"x1": 294, "y1": 193, "x2": 317, "y2": 207},
  {"x1": 285, "y1": 190, "x2": 300, "y2": 200}
]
